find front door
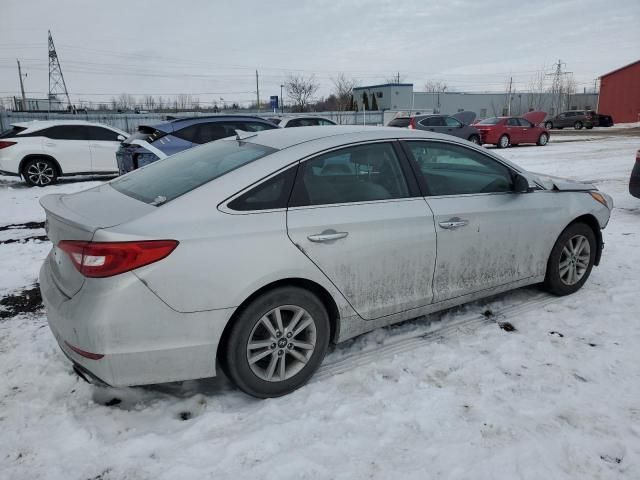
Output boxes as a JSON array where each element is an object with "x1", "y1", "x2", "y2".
[
  {"x1": 403, "y1": 140, "x2": 556, "y2": 302},
  {"x1": 287, "y1": 141, "x2": 437, "y2": 320},
  {"x1": 41, "y1": 125, "x2": 91, "y2": 173}
]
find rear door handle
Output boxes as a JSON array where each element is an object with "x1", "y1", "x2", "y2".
[
  {"x1": 438, "y1": 218, "x2": 469, "y2": 230},
  {"x1": 307, "y1": 231, "x2": 349, "y2": 243}
]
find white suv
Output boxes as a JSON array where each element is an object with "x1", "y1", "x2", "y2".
[{"x1": 0, "y1": 120, "x2": 128, "y2": 186}]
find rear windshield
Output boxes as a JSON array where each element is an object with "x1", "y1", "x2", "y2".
[
  {"x1": 0, "y1": 126, "x2": 27, "y2": 138},
  {"x1": 111, "y1": 139, "x2": 277, "y2": 205},
  {"x1": 124, "y1": 126, "x2": 167, "y2": 144},
  {"x1": 388, "y1": 118, "x2": 411, "y2": 127},
  {"x1": 476, "y1": 117, "x2": 501, "y2": 125}
]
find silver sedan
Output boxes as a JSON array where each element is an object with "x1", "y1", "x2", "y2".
[{"x1": 39, "y1": 126, "x2": 612, "y2": 397}]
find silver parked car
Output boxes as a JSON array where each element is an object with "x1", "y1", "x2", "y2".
[{"x1": 39, "y1": 126, "x2": 612, "y2": 398}]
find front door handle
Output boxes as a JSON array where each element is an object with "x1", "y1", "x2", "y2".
[
  {"x1": 438, "y1": 218, "x2": 469, "y2": 230},
  {"x1": 307, "y1": 231, "x2": 349, "y2": 243}
]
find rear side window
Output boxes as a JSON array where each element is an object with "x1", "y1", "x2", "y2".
[
  {"x1": 318, "y1": 119, "x2": 336, "y2": 126},
  {"x1": 0, "y1": 126, "x2": 27, "y2": 138},
  {"x1": 111, "y1": 140, "x2": 277, "y2": 205},
  {"x1": 387, "y1": 118, "x2": 411, "y2": 127},
  {"x1": 228, "y1": 166, "x2": 297, "y2": 211},
  {"x1": 40, "y1": 125, "x2": 88, "y2": 140},
  {"x1": 86, "y1": 126, "x2": 121, "y2": 141},
  {"x1": 290, "y1": 142, "x2": 409, "y2": 207},
  {"x1": 477, "y1": 117, "x2": 501, "y2": 125},
  {"x1": 507, "y1": 118, "x2": 519, "y2": 126},
  {"x1": 445, "y1": 117, "x2": 462, "y2": 127},
  {"x1": 517, "y1": 118, "x2": 533, "y2": 127},
  {"x1": 419, "y1": 117, "x2": 444, "y2": 127}
]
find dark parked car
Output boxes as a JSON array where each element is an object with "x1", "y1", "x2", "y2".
[
  {"x1": 116, "y1": 115, "x2": 278, "y2": 174},
  {"x1": 408, "y1": 113, "x2": 481, "y2": 144},
  {"x1": 630, "y1": 150, "x2": 640, "y2": 199},
  {"x1": 270, "y1": 116, "x2": 337, "y2": 127},
  {"x1": 544, "y1": 110, "x2": 596, "y2": 130},
  {"x1": 596, "y1": 113, "x2": 614, "y2": 127}
]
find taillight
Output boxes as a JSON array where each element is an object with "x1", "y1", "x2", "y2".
[
  {"x1": 636, "y1": 150, "x2": 640, "y2": 163},
  {"x1": 58, "y1": 240, "x2": 178, "y2": 278},
  {"x1": 0, "y1": 141, "x2": 16, "y2": 149},
  {"x1": 408, "y1": 117, "x2": 416, "y2": 129}
]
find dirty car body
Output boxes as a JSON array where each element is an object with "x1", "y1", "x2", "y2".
[{"x1": 39, "y1": 126, "x2": 612, "y2": 396}]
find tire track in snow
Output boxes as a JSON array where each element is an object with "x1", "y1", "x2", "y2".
[{"x1": 313, "y1": 292, "x2": 564, "y2": 382}]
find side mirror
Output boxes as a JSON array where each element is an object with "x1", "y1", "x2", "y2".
[
  {"x1": 513, "y1": 173, "x2": 533, "y2": 193},
  {"x1": 117, "y1": 134, "x2": 126, "y2": 142}
]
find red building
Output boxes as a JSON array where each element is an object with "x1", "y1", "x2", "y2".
[{"x1": 598, "y1": 60, "x2": 640, "y2": 124}]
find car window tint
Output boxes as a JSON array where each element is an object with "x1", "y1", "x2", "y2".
[
  {"x1": 445, "y1": 117, "x2": 462, "y2": 127},
  {"x1": 86, "y1": 126, "x2": 121, "y2": 141},
  {"x1": 290, "y1": 142, "x2": 409, "y2": 207},
  {"x1": 41, "y1": 125, "x2": 88, "y2": 140},
  {"x1": 174, "y1": 124, "x2": 201, "y2": 143},
  {"x1": 243, "y1": 122, "x2": 275, "y2": 132},
  {"x1": 111, "y1": 140, "x2": 277, "y2": 205},
  {"x1": 517, "y1": 118, "x2": 533, "y2": 127},
  {"x1": 406, "y1": 141, "x2": 514, "y2": 196},
  {"x1": 507, "y1": 118, "x2": 520, "y2": 126},
  {"x1": 420, "y1": 117, "x2": 443, "y2": 127},
  {"x1": 387, "y1": 118, "x2": 411, "y2": 127},
  {"x1": 285, "y1": 119, "x2": 303, "y2": 128},
  {"x1": 318, "y1": 119, "x2": 335, "y2": 126},
  {"x1": 198, "y1": 123, "x2": 233, "y2": 143},
  {"x1": 228, "y1": 166, "x2": 297, "y2": 211}
]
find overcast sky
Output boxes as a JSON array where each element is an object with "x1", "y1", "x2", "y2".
[{"x1": 1, "y1": 0, "x2": 639, "y2": 107}]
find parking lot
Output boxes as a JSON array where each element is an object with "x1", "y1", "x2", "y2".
[{"x1": 0, "y1": 132, "x2": 638, "y2": 479}]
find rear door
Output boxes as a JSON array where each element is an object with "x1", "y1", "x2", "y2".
[
  {"x1": 287, "y1": 141, "x2": 437, "y2": 320},
  {"x1": 403, "y1": 140, "x2": 555, "y2": 302},
  {"x1": 86, "y1": 126, "x2": 121, "y2": 172},
  {"x1": 418, "y1": 116, "x2": 445, "y2": 133},
  {"x1": 506, "y1": 118, "x2": 523, "y2": 143},
  {"x1": 517, "y1": 118, "x2": 537, "y2": 143},
  {"x1": 41, "y1": 125, "x2": 91, "y2": 173}
]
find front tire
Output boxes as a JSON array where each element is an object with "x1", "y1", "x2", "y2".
[
  {"x1": 537, "y1": 133, "x2": 549, "y2": 146},
  {"x1": 544, "y1": 121, "x2": 553, "y2": 129},
  {"x1": 223, "y1": 287, "x2": 330, "y2": 398},
  {"x1": 468, "y1": 134, "x2": 481, "y2": 145},
  {"x1": 22, "y1": 157, "x2": 58, "y2": 187},
  {"x1": 544, "y1": 222, "x2": 596, "y2": 296},
  {"x1": 574, "y1": 121, "x2": 583, "y2": 130},
  {"x1": 497, "y1": 134, "x2": 510, "y2": 148}
]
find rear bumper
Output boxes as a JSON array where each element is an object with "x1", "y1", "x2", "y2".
[
  {"x1": 630, "y1": 164, "x2": 640, "y2": 198},
  {"x1": 39, "y1": 255, "x2": 233, "y2": 387}
]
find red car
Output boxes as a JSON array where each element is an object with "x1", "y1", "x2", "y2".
[{"x1": 475, "y1": 111, "x2": 549, "y2": 148}]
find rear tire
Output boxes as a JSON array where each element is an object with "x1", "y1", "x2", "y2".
[
  {"x1": 544, "y1": 222, "x2": 596, "y2": 296},
  {"x1": 223, "y1": 287, "x2": 330, "y2": 398},
  {"x1": 22, "y1": 157, "x2": 58, "y2": 187},
  {"x1": 497, "y1": 134, "x2": 509, "y2": 148},
  {"x1": 544, "y1": 121, "x2": 553, "y2": 130},
  {"x1": 537, "y1": 133, "x2": 549, "y2": 146},
  {"x1": 468, "y1": 134, "x2": 480, "y2": 145},
  {"x1": 574, "y1": 121, "x2": 583, "y2": 130}
]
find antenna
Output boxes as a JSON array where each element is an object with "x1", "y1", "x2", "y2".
[{"x1": 48, "y1": 30, "x2": 71, "y2": 111}]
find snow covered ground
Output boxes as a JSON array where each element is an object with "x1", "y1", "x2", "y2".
[{"x1": 1, "y1": 136, "x2": 639, "y2": 480}]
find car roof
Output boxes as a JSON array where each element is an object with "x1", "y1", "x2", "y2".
[
  {"x1": 242, "y1": 125, "x2": 465, "y2": 150},
  {"x1": 145, "y1": 115, "x2": 277, "y2": 132},
  {"x1": 10, "y1": 120, "x2": 125, "y2": 134}
]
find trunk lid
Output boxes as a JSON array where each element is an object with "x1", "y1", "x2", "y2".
[
  {"x1": 451, "y1": 111, "x2": 477, "y2": 125},
  {"x1": 41, "y1": 184, "x2": 156, "y2": 297}
]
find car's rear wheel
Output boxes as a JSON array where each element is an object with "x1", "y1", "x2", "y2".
[
  {"x1": 574, "y1": 121, "x2": 583, "y2": 130},
  {"x1": 22, "y1": 158, "x2": 58, "y2": 187},
  {"x1": 537, "y1": 133, "x2": 549, "y2": 146},
  {"x1": 544, "y1": 222, "x2": 596, "y2": 296},
  {"x1": 468, "y1": 134, "x2": 481, "y2": 145},
  {"x1": 222, "y1": 286, "x2": 330, "y2": 398},
  {"x1": 497, "y1": 134, "x2": 509, "y2": 148},
  {"x1": 544, "y1": 121, "x2": 553, "y2": 129}
]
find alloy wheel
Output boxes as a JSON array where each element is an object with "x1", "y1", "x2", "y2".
[
  {"x1": 499, "y1": 135, "x2": 509, "y2": 148},
  {"x1": 539, "y1": 133, "x2": 548, "y2": 145},
  {"x1": 26, "y1": 161, "x2": 55, "y2": 186},
  {"x1": 246, "y1": 305, "x2": 317, "y2": 382},
  {"x1": 559, "y1": 234, "x2": 591, "y2": 285}
]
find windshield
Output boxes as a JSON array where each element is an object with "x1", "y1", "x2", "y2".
[
  {"x1": 476, "y1": 117, "x2": 502, "y2": 125},
  {"x1": 111, "y1": 139, "x2": 277, "y2": 205}
]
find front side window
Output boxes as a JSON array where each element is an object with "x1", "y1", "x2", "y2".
[
  {"x1": 111, "y1": 140, "x2": 276, "y2": 205},
  {"x1": 290, "y1": 143, "x2": 409, "y2": 207},
  {"x1": 40, "y1": 125, "x2": 88, "y2": 140},
  {"x1": 445, "y1": 117, "x2": 462, "y2": 127},
  {"x1": 517, "y1": 118, "x2": 533, "y2": 127},
  {"x1": 507, "y1": 118, "x2": 520, "y2": 126},
  {"x1": 420, "y1": 116, "x2": 444, "y2": 127},
  {"x1": 405, "y1": 141, "x2": 514, "y2": 196}
]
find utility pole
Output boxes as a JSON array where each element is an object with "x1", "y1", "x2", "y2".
[
  {"x1": 507, "y1": 76, "x2": 513, "y2": 115},
  {"x1": 256, "y1": 70, "x2": 260, "y2": 112},
  {"x1": 16, "y1": 59, "x2": 27, "y2": 111},
  {"x1": 280, "y1": 84, "x2": 284, "y2": 114},
  {"x1": 48, "y1": 30, "x2": 72, "y2": 112}
]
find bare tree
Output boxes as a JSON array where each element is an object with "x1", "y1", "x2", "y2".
[
  {"x1": 331, "y1": 74, "x2": 358, "y2": 111},
  {"x1": 284, "y1": 74, "x2": 319, "y2": 112},
  {"x1": 526, "y1": 68, "x2": 547, "y2": 112},
  {"x1": 116, "y1": 93, "x2": 135, "y2": 110},
  {"x1": 144, "y1": 95, "x2": 156, "y2": 111},
  {"x1": 563, "y1": 74, "x2": 577, "y2": 111},
  {"x1": 385, "y1": 73, "x2": 406, "y2": 83},
  {"x1": 423, "y1": 80, "x2": 448, "y2": 93}
]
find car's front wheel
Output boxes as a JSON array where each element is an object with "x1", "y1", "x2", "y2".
[
  {"x1": 497, "y1": 134, "x2": 510, "y2": 148},
  {"x1": 22, "y1": 157, "x2": 58, "y2": 187},
  {"x1": 222, "y1": 286, "x2": 330, "y2": 398},
  {"x1": 468, "y1": 134, "x2": 481, "y2": 145},
  {"x1": 574, "y1": 121, "x2": 583, "y2": 130},
  {"x1": 544, "y1": 121, "x2": 553, "y2": 129},
  {"x1": 544, "y1": 222, "x2": 596, "y2": 296},
  {"x1": 537, "y1": 133, "x2": 549, "y2": 146}
]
